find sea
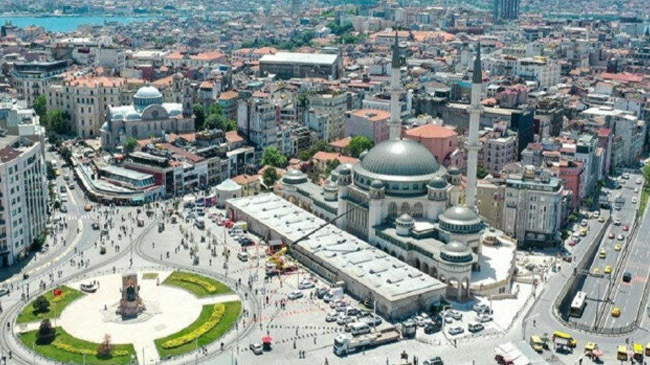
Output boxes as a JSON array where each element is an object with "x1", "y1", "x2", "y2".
[{"x1": 0, "y1": 15, "x2": 154, "y2": 33}]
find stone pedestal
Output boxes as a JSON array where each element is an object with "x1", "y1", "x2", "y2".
[{"x1": 117, "y1": 273, "x2": 145, "y2": 319}]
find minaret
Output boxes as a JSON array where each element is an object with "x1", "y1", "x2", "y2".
[
  {"x1": 389, "y1": 32, "x2": 401, "y2": 140},
  {"x1": 465, "y1": 42, "x2": 483, "y2": 209}
]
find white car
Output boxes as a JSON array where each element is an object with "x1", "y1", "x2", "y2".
[
  {"x1": 636, "y1": 178, "x2": 642, "y2": 184},
  {"x1": 298, "y1": 280, "x2": 315, "y2": 290},
  {"x1": 632, "y1": 197, "x2": 638, "y2": 204},
  {"x1": 477, "y1": 314, "x2": 492, "y2": 323},
  {"x1": 325, "y1": 311, "x2": 340, "y2": 322},
  {"x1": 580, "y1": 220, "x2": 588, "y2": 227},
  {"x1": 614, "y1": 218, "x2": 621, "y2": 225},
  {"x1": 593, "y1": 211, "x2": 600, "y2": 218},
  {"x1": 80, "y1": 282, "x2": 98, "y2": 293},
  {"x1": 448, "y1": 326, "x2": 464, "y2": 336},
  {"x1": 468, "y1": 323, "x2": 484, "y2": 333},
  {"x1": 249, "y1": 343, "x2": 263, "y2": 355},
  {"x1": 337, "y1": 315, "x2": 354, "y2": 325},
  {"x1": 288, "y1": 290, "x2": 303, "y2": 300},
  {"x1": 617, "y1": 234, "x2": 624, "y2": 241},
  {"x1": 448, "y1": 310, "x2": 463, "y2": 320}
]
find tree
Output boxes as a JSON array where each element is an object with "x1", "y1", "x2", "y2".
[
  {"x1": 261, "y1": 147, "x2": 288, "y2": 168},
  {"x1": 33, "y1": 295, "x2": 50, "y2": 313},
  {"x1": 345, "y1": 136, "x2": 373, "y2": 157},
  {"x1": 263, "y1": 167, "x2": 280, "y2": 188},
  {"x1": 123, "y1": 137, "x2": 138, "y2": 153},
  {"x1": 643, "y1": 163, "x2": 650, "y2": 184},
  {"x1": 41, "y1": 109, "x2": 70, "y2": 134},
  {"x1": 46, "y1": 161, "x2": 56, "y2": 181},
  {"x1": 33, "y1": 94, "x2": 47, "y2": 119},
  {"x1": 297, "y1": 150, "x2": 312, "y2": 161},
  {"x1": 477, "y1": 166, "x2": 489, "y2": 179},
  {"x1": 585, "y1": 197, "x2": 594, "y2": 207},
  {"x1": 326, "y1": 159, "x2": 341, "y2": 175},
  {"x1": 97, "y1": 334, "x2": 114, "y2": 358},
  {"x1": 193, "y1": 104, "x2": 205, "y2": 130},
  {"x1": 36, "y1": 319, "x2": 55, "y2": 344}
]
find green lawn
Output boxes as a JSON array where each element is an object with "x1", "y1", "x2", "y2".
[
  {"x1": 162, "y1": 272, "x2": 233, "y2": 297},
  {"x1": 142, "y1": 273, "x2": 159, "y2": 280},
  {"x1": 20, "y1": 327, "x2": 137, "y2": 364},
  {"x1": 154, "y1": 301, "x2": 241, "y2": 359},
  {"x1": 17, "y1": 286, "x2": 84, "y2": 324}
]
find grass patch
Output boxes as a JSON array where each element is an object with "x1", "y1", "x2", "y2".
[
  {"x1": 639, "y1": 186, "x2": 649, "y2": 216},
  {"x1": 17, "y1": 286, "x2": 83, "y2": 324},
  {"x1": 162, "y1": 272, "x2": 233, "y2": 297},
  {"x1": 142, "y1": 273, "x2": 159, "y2": 280},
  {"x1": 154, "y1": 301, "x2": 241, "y2": 359},
  {"x1": 19, "y1": 327, "x2": 136, "y2": 364}
]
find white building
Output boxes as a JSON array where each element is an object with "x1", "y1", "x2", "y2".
[
  {"x1": 0, "y1": 136, "x2": 48, "y2": 267},
  {"x1": 503, "y1": 167, "x2": 563, "y2": 246},
  {"x1": 10, "y1": 60, "x2": 69, "y2": 106},
  {"x1": 237, "y1": 97, "x2": 277, "y2": 150},
  {"x1": 483, "y1": 55, "x2": 561, "y2": 89}
]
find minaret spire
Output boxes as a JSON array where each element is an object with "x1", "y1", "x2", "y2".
[
  {"x1": 465, "y1": 42, "x2": 483, "y2": 209},
  {"x1": 389, "y1": 31, "x2": 402, "y2": 140}
]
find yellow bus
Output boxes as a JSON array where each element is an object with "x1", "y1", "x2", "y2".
[{"x1": 552, "y1": 331, "x2": 577, "y2": 347}]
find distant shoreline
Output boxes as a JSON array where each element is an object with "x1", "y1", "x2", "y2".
[{"x1": 0, "y1": 13, "x2": 156, "y2": 18}]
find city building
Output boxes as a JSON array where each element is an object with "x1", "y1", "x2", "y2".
[
  {"x1": 404, "y1": 124, "x2": 461, "y2": 168},
  {"x1": 478, "y1": 127, "x2": 518, "y2": 176},
  {"x1": 344, "y1": 109, "x2": 390, "y2": 144},
  {"x1": 493, "y1": 0, "x2": 520, "y2": 21},
  {"x1": 10, "y1": 60, "x2": 69, "y2": 106},
  {"x1": 0, "y1": 136, "x2": 48, "y2": 267},
  {"x1": 259, "y1": 52, "x2": 341, "y2": 80},
  {"x1": 503, "y1": 167, "x2": 564, "y2": 247},
  {"x1": 100, "y1": 86, "x2": 194, "y2": 151},
  {"x1": 237, "y1": 96, "x2": 277, "y2": 150}
]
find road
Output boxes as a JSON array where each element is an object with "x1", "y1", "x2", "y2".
[
  {"x1": 569, "y1": 176, "x2": 641, "y2": 329},
  {"x1": 600, "y1": 176, "x2": 650, "y2": 330}
]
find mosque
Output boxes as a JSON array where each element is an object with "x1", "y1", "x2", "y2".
[{"x1": 278, "y1": 37, "x2": 516, "y2": 300}]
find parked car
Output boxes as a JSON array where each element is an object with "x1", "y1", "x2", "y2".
[
  {"x1": 477, "y1": 314, "x2": 492, "y2": 323},
  {"x1": 448, "y1": 326, "x2": 464, "y2": 336},
  {"x1": 617, "y1": 234, "x2": 624, "y2": 241},
  {"x1": 623, "y1": 224, "x2": 629, "y2": 231},
  {"x1": 91, "y1": 222, "x2": 100, "y2": 230},
  {"x1": 288, "y1": 290, "x2": 303, "y2": 300},
  {"x1": 448, "y1": 310, "x2": 463, "y2": 320},
  {"x1": 298, "y1": 280, "x2": 315, "y2": 290},
  {"x1": 362, "y1": 315, "x2": 382, "y2": 327},
  {"x1": 614, "y1": 218, "x2": 621, "y2": 225},
  {"x1": 473, "y1": 304, "x2": 491, "y2": 314},
  {"x1": 609, "y1": 232, "x2": 615, "y2": 239},
  {"x1": 580, "y1": 220, "x2": 588, "y2": 227},
  {"x1": 424, "y1": 322, "x2": 441, "y2": 335},
  {"x1": 314, "y1": 287, "x2": 328, "y2": 299},
  {"x1": 623, "y1": 272, "x2": 632, "y2": 282},
  {"x1": 468, "y1": 323, "x2": 484, "y2": 333},
  {"x1": 325, "y1": 311, "x2": 340, "y2": 322},
  {"x1": 249, "y1": 343, "x2": 263, "y2": 355},
  {"x1": 337, "y1": 315, "x2": 354, "y2": 326},
  {"x1": 636, "y1": 178, "x2": 642, "y2": 184},
  {"x1": 323, "y1": 293, "x2": 333, "y2": 303}
]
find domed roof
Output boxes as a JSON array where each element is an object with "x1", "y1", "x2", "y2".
[
  {"x1": 134, "y1": 86, "x2": 163, "y2": 99},
  {"x1": 444, "y1": 240, "x2": 469, "y2": 253},
  {"x1": 324, "y1": 180, "x2": 338, "y2": 191},
  {"x1": 359, "y1": 150, "x2": 369, "y2": 161},
  {"x1": 339, "y1": 165, "x2": 351, "y2": 175},
  {"x1": 396, "y1": 213, "x2": 414, "y2": 224},
  {"x1": 428, "y1": 176, "x2": 447, "y2": 189},
  {"x1": 282, "y1": 169, "x2": 308, "y2": 185},
  {"x1": 448, "y1": 166, "x2": 461, "y2": 175},
  {"x1": 440, "y1": 206, "x2": 480, "y2": 224},
  {"x1": 370, "y1": 179, "x2": 384, "y2": 189},
  {"x1": 358, "y1": 139, "x2": 439, "y2": 178}
]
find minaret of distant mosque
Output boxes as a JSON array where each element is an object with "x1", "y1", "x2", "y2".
[
  {"x1": 465, "y1": 42, "x2": 483, "y2": 209},
  {"x1": 389, "y1": 32, "x2": 402, "y2": 140}
]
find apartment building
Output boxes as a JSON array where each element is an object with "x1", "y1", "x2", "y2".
[{"x1": 11, "y1": 60, "x2": 69, "y2": 106}]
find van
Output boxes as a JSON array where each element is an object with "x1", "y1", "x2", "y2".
[
  {"x1": 347, "y1": 322, "x2": 371, "y2": 336},
  {"x1": 61, "y1": 193, "x2": 68, "y2": 203},
  {"x1": 237, "y1": 252, "x2": 249, "y2": 262},
  {"x1": 195, "y1": 218, "x2": 205, "y2": 230}
]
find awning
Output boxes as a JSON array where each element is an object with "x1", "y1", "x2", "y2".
[{"x1": 262, "y1": 336, "x2": 272, "y2": 343}]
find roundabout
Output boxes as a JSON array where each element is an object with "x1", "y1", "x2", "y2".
[{"x1": 13, "y1": 270, "x2": 241, "y2": 364}]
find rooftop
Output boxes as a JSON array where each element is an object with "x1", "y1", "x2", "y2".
[
  {"x1": 260, "y1": 52, "x2": 338, "y2": 66},
  {"x1": 405, "y1": 124, "x2": 457, "y2": 139}
]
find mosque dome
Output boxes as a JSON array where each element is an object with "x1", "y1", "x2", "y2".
[
  {"x1": 440, "y1": 240, "x2": 473, "y2": 263},
  {"x1": 396, "y1": 213, "x2": 414, "y2": 224},
  {"x1": 428, "y1": 176, "x2": 447, "y2": 189},
  {"x1": 133, "y1": 86, "x2": 164, "y2": 111},
  {"x1": 448, "y1": 166, "x2": 461, "y2": 175},
  {"x1": 439, "y1": 206, "x2": 483, "y2": 234},
  {"x1": 282, "y1": 169, "x2": 308, "y2": 185},
  {"x1": 359, "y1": 139, "x2": 439, "y2": 177},
  {"x1": 370, "y1": 179, "x2": 384, "y2": 189}
]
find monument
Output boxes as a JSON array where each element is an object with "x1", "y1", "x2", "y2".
[{"x1": 117, "y1": 273, "x2": 145, "y2": 318}]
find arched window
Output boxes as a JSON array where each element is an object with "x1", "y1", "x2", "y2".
[
  {"x1": 388, "y1": 202, "x2": 398, "y2": 218},
  {"x1": 400, "y1": 202, "x2": 410, "y2": 215},
  {"x1": 413, "y1": 202, "x2": 424, "y2": 218}
]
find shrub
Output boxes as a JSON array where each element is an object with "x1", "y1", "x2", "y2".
[
  {"x1": 33, "y1": 296, "x2": 50, "y2": 313},
  {"x1": 170, "y1": 273, "x2": 218, "y2": 294},
  {"x1": 96, "y1": 334, "x2": 113, "y2": 359},
  {"x1": 36, "y1": 319, "x2": 55, "y2": 344},
  {"x1": 161, "y1": 304, "x2": 225, "y2": 349}
]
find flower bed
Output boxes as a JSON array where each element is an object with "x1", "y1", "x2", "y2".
[
  {"x1": 161, "y1": 303, "x2": 225, "y2": 349},
  {"x1": 162, "y1": 271, "x2": 232, "y2": 297}
]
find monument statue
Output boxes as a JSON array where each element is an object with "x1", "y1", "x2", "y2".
[{"x1": 117, "y1": 273, "x2": 145, "y2": 318}]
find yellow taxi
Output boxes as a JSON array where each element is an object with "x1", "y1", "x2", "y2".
[
  {"x1": 598, "y1": 216, "x2": 605, "y2": 222},
  {"x1": 614, "y1": 243, "x2": 622, "y2": 251},
  {"x1": 55, "y1": 169, "x2": 61, "y2": 176},
  {"x1": 84, "y1": 204, "x2": 92, "y2": 212},
  {"x1": 599, "y1": 249, "x2": 607, "y2": 258},
  {"x1": 605, "y1": 265, "x2": 612, "y2": 274},
  {"x1": 592, "y1": 268, "x2": 600, "y2": 276},
  {"x1": 611, "y1": 307, "x2": 621, "y2": 317}
]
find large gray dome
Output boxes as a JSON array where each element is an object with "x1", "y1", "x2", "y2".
[
  {"x1": 359, "y1": 139, "x2": 439, "y2": 177},
  {"x1": 439, "y1": 206, "x2": 483, "y2": 234}
]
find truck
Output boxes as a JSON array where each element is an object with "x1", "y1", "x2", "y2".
[{"x1": 333, "y1": 326, "x2": 402, "y2": 356}]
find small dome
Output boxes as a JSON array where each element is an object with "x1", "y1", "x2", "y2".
[
  {"x1": 134, "y1": 86, "x2": 163, "y2": 99},
  {"x1": 441, "y1": 206, "x2": 479, "y2": 223},
  {"x1": 359, "y1": 150, "x2": 369, "y2": 161},
  {"x1": 396, "y1": 213, "x2": 414, "y2": 224},
  {"x1": 428, "y1": 176, "x2": 447, "y2": 189},
  {"x1": 440, "y1": 240, "x2": 473, "y2": 263},
  {"x1": 445, "y1": 240, "x2": 468, "y2": 253},
  {"x1": 324, "y1": 180, "x2": 338, "y2": 191},
  {"x1": 370, "y1": 179, "x2": 384, "y2": 189},
  {"x1": 282, "y1": 168, "x2": 308, "y2": 185},
  {"x1": 448, "y1": 166, "x2": 461, "y2": 175},
  {"x1": 339, "y1": 165, "x2": 351, "y2": 176},
  {"x1": 439, "y1": 206, "x2": 483, "y2": 234}
]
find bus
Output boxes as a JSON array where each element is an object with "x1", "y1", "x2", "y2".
[
  {"x1": 552, "y1": 331, "x2": 577, "y2": 348},
  {"x1": 569, "y1": 291, "x2": 587, "y2": 317}
]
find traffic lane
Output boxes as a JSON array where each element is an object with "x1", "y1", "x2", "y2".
[{"x1": 601, "y1": 193, "x2": 650, "y2": 328}]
